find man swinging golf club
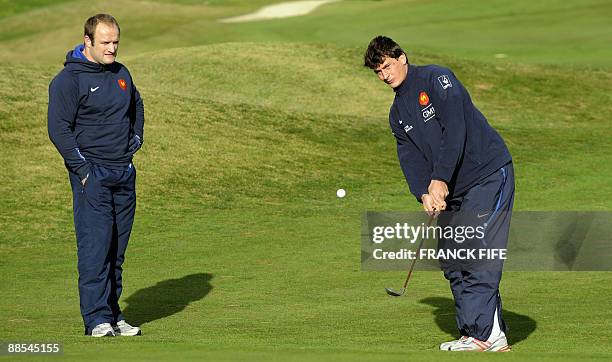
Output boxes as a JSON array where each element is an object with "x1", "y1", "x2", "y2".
[{"x1": 364, "y1": 36, "x2": 514, "y2": 352}]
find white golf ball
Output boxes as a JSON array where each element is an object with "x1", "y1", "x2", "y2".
[{"x1": 336, "y1": 188, "x2": 346, "y2": 198}]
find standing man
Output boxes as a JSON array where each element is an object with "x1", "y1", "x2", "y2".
[
  {"x1": 364, "y1": 36, "x2": 514, "y2": 352},
  {"x1": 48, "y1": 14, "x2": 144, "y2": 337}
]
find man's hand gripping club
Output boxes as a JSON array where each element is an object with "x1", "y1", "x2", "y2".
[{"x1": 421, "y1": 179, "x2": 449, "y2": 217}]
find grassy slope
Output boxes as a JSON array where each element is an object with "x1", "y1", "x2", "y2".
[
  {"x1": 0, "y1": 0, "x2": 76, "y2": 18},
  {"x1": 1, "y1": 0, "x2": 612, "y2": 68},
  {"x1": 1, "y1": 0, "x2": 612, "y2": 361}
]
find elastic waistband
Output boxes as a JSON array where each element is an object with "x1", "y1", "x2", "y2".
[{"x1": 91, "y1": 162, "x2": 133, "y2": 171}]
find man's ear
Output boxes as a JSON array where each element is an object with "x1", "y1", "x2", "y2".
[
  {"x1": 399, "y1": 53, "x2": 407, "y2": 65},
  {"x1": 84, "y1": 35, "x2": 93, "y2": 48}
]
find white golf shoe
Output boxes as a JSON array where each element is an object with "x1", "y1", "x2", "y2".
[
  {"x1": 112, "y1": 320, "x2": 142, "y2": 336},
  {"x1": 440, "y1": 335, "x2": 468, "y2": 350},
  {"x1": 447, "y1": 335, "x2": 511, "y2": 352},
  {"x1": 91, "y1": 323, "x2": 115, "y2": 337}
]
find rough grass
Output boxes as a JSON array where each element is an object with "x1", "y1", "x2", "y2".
[{"x1": 1, "y1": 0, "x2": 612, "y2": 68}]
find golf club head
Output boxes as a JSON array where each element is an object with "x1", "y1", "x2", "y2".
[{"x1": 385, "y1": 287, "x2": 405, "y2": 297}]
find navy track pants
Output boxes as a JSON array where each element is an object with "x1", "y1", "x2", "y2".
[
  {"x1": 438, "y1": 163, "x2": 515, "y2": 341},
  {"x1": 69, "y1": 163, "x2": 136, "y2": 334}
]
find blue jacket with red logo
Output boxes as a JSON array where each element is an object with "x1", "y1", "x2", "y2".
[
  {"x1": 48, "y1": 45, "x2": 144, "y2": 180},
  {"x1": 389, "y1": 64, "x2": 511, "y2": 202}
]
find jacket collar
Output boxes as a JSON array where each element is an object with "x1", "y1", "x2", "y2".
[{"x1": 393, "y1": 64, "x2": 416, "y2": 95}]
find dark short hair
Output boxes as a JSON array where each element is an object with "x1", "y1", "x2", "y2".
[
  {"x1": 84, "y1": 14, "x2": 120, "y2": 44},
  {"x1": 364, "y1": 36, "x2": 407, "y2": 69}
]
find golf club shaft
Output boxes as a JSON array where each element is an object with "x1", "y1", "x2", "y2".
[{"x1": 401, "y1": 213, "x2": 436, "y2": 289}]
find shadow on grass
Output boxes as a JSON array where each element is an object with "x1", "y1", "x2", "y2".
[
  {"x1": 419, "y1": 296, "x2": 536, "y2": 345},
  {"x1": 123, "y1": 273, "x2": 213, "y2": 325}
]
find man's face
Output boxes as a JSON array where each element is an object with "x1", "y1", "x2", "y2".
[
  {"x1": 84, "y1": 23, "x2": 120, "y2": 65},
  {"x1": 374, "y1": 54, "x2": 407, "y2": 89}
]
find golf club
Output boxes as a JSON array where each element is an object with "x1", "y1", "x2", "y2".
[{"x1": 385, "y1": 213, "x2": 436, "y2": 297}]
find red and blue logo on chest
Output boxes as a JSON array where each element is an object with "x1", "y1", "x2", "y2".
[
  {"x1": 117, "y1": 78, "x2": 127, "y2": 91},
  {"x1": 418, "y1": 91, "x2": 436, "y2": 123}
]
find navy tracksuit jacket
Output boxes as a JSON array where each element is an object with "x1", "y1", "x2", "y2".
[
  {"x1": 389, "y1": 64, "x2": 514, "y2": 341},
  {"x1": 48, "y1": 45, "x2": 144, "y2": 333}
]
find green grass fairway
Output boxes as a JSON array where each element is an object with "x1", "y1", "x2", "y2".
[{"x1": 1, "y1": 0, "x2": 612, "y2": 360}]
